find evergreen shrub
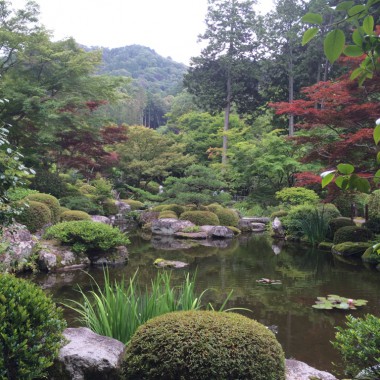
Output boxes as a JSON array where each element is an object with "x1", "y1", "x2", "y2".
[
  {"x1": 78, "y1": 184, "x2": 97, "y2": 195},
  {"x1": 15, "y1": 200, "x2": 52, "y2": 232},
  {"x1": 25, "y1": 193, "x2": 61, "y2": 223},
  {"x1": 0, "y1": 274, "x2": 66, "y2": 379},
  {"x1": 44, "y1": 220, "x2": 130, "y2": 254},
  {"x1": 270, "y1": 210, "x2": 288, "y2": 219},
  {"x1": 123, "y1": 199, "x2": 145, "y2": 210},
  {"x1": 367, "y1": 189, "x2": 380, "y2": 218},
  {"x1": 162, "y1": 204, "x2": 185, "y2": 216},
  {"x1": 60, "y1": 210, "x2": 92, "y2": 222},
  {"x1": 364, "y1": 216, "x2": 380, "y2": 234},
  {"x1": 180, "y1": 211, "x2": 220, "y2": 226},
  {"x1": 213, "y1": 208, "x2": 239, "y2": 227},
  {"x1": 275, "y1": 187, "x2": 320, "y2": 207},
  {"x1": 6, "y1": 187, "x2": 38, "y2": 201},
  {"x1": 327, "y1": 217, "x2": 356, "y2": 241},
  {"x1": 158, "y1": 211, "x2": 178, "y2": 219},
  {"x1": 206, "y1": 203, "x2": 223, "y2": 213},
  {"x1": 30, "y1": 169, "x2": 67, "y2": 198},
  {"x1": 122, "y1": 310, "x2": 285, "y2": 380},
  {"x1": 102, "y1": 198, "x2": 118, "y2": 216},
  {"x1": 59, "y1": 195, "x2": 102, "y2": 215},
  {"x1": 333, "y1": 226, "x2": 373, "y2": 244}
]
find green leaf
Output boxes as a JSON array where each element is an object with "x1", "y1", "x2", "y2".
[
  {"x1": 350, "y1": 67, "x2": 364, "y2": 80},
  {"x1": 362, "y1": 16, "x2": 374, "y2": 34},
  {"x1": 302, "y1": 28, "x2": 319, "y2": 45},
  {"x1": 322, "y1": 172, "x2": 335, "y2": 188},
  {"x1": 301, "y1": 13, "x2": 323, "y2": 25},
  {"x1": 347, "y1": 5, "x2": 367, "y2": 17},
  {"x1": 324, "y1": 30, "x2": 346, "y2": 64},
  {"x1": 374, "y1": 169, "x2": 380, "y2": 184},
  {"x1": 336, "y1": 1, "x2": 354, "y2": 11},
  {"x1": 335, "y1": 176, "x2": 349, "y2": 190},
  {"x1": 377, "y1": 152, "x2": 380, "y2": 164},
  {"x1": 337, "y1": 163, "x2": 355, "y2": 175},
  {"x1": 374, "y1": 124, "x2": 380, "y2": 145},
  {"x1": 353, "y1": 177, "x2": 371, "y2": 193},
  {"x1": 344, "y1": 45, "x2": 364, "y2": 56},
  {"x1": 352, "y1": 29, "x2": 363, "y2": 46}
]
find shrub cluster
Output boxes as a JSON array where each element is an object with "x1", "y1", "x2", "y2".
[
  {"x1": 364, "y1": 216, "x2": 380, "y2": 234},
  {"x1": 180, "y1": 210, "x2": 220, "y2": 226},
  {"x1": 0, "y1": 274, "x2": 66, "y2": 379},
  {"x1": 123, "y1": 310, "x2": 285, "y2": 380},
  {"x1": 213, "y1": 208, "x2": 239, "y2": 227},
  {"x1": 15, "y1": 200, "x2": 52, "y2": 232},
  {"x1": 59, "y1": 195, "x2": 102, "y2": 215},
  {"x1": 159, "y1": 211, "x2": 178, "y2": 219},
  {"x1": 275, "y1": 187, "x2": 320, "y2": 206},
  {"x1": 333, "y1": 226, "x2": 373, "y2": 244},
  {"x1": 123, "y1": 199, "x2": 145, "y2": 210},
  {"x1": 60, "y1": 210, "x2": 92, "y2": 222},
  {"x1": 44, "y1": 220, "x2": 130, "y2": 254},
  {"x1": 326, "y1": 217, "x2": 356, "y2": 241},
  {"x1": 26, "y1": 193, "x2": 61, "y2": 223}
]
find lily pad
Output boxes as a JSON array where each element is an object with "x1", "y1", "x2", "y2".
[{"x1": 313, "y1": 295, "x2": 368, "y2": 310}]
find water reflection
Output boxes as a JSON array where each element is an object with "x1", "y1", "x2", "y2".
[{"x1": 26, "y1": 233, "x2": 380, "y2": 377}]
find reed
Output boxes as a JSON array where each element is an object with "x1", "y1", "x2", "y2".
[{"x1": 300, "y1": 207, "x2": 329, "y2": 246}]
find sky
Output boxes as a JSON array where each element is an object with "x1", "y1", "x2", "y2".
[{"x1": 11, "y1": 0, "x2": 274, "y2": 65}]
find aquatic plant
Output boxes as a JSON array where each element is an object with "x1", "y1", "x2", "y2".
[{"x1": 312, "y1": 295, "x2": 368, "y2": 310}]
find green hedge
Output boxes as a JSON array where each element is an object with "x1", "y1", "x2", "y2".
[
  {"x1": 123, "y1": 310, "x2": 285, "y2": 380},
  {"x1": 0, "y1": 274, "x2": 66, "y2": 379},
  {"x1": 333, "y1": 226, "x2": 373, "y2": 244},
  {"x1": 213, "y1": 208, "x2": 239, "y2": 227},
  {"x1": 180, "y1": 210, "x2": 220, "y2": 226},
  {"x1": 326, "y1": 217, "x2": 355, "y2": 241}
]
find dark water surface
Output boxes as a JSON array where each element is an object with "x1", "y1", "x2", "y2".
[{"x1": 28, "y1": 233, "x2": 380, "y2": 377}]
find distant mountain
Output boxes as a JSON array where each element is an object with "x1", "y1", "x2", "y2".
[{"x1": 97, "y1": 45, "x2": 188, "y2": 95}]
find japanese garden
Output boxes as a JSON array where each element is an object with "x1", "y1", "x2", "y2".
[{"x1": 1, "y1": 0, "x2": 380, "y2": 379}]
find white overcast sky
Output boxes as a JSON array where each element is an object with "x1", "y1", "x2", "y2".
[{"x1": 11, "y1": 0, "x2": 274, "y2": 65}]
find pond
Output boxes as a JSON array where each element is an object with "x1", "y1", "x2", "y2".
[{"x1": 27, "y1": 232, "x2": 380, "y2": 377}]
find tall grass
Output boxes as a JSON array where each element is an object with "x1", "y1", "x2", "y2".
[
  {"x1": 65, "y1": 269, "x2": 220, "y2": 344},
  {"x1": 300, "y1": 207, "x2": 330, "y2": 246}
]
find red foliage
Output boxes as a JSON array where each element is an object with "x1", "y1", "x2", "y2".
[{"x1": 294, "y1": 171, "x2": 321, "y2": 187}]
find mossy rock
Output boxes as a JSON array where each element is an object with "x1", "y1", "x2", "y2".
[
  {"x1": 15, "y1": 201, "x2": 52, "y2": 233},
  {"x1": 318, "y1": 241, "x2": 334, "y2": 251},
  {"x1": 180, "y1": 210, "x2": 220, "y2": 226},
  {"x1": 227, "y1": 226, "x2": 241, "y2": 235},
  {"x1": 327, "y1": 217, "x2": 356, "y2": 241},
  {"x1": 332, "y1": 242, "x2": 371, "y2": 257},
  {"x1": 25, "y1": 193, "x2": 60, "y2": 223},
  {"x1": 122, "y1": 310, "x2": 285, "y2": 380},
  {"x1": 362, "y1": 245, "x2": 380, "y2": 264},
  {"x1": 213, "y1": 208, "x2": 239, "y2": 227},
  {"x1": 333, "y1": 226, "x2": 373, "y2": 244},
  {"x1": 60, "y1": 210, "x2": 91, "y2": 222}
]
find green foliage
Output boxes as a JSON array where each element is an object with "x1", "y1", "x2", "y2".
[
  {"x1": 102, "y1": 198, "x2": 118, "y2": 216},
  {"x1": 25, "y1": 193, "x2": 60, "y2": 223},
  {"x1": 300, "y1": 208, "x2": 330, "y2": 246},
  {"x1": 158, "y1": 211, "x2": 178, "y2": 219},
  {"x1": 206, "y1": 203, "x2": 224, "y2": 213},
  {"x1": 161, "y1": 204, "x2": 185, "y2": 216},
  {"x1": 182, "y1": 225, "x2": 201, "y2": 233},
  {"x1": 327, "y1": 218, "x2": 356, "y2": 241},
  {"x1": 213, "y1": 208, "x2": 239, "y2": 227},
  {"x1": 333, "y1": 226, "x2": 373, "y2": 244},
  {"x1": 126, "y1": 185, "x2": 164, "y2": 203},
  {"x1": 60, "y1": 210, "x2": 91, "y2": 222},
  {"x1": 332, "y1": 314, "x2": 380, "y2": 378},
  {"x1": 30, "y1": 170, "x2": 68, "y2": 198},
  {"x1": 66, "y1": 270, "x2": 208, "y2": 345},
  {"x1": 333, "y1": 192, "x2": 369, "y2": 218},
  {"x1": 367, "y1": 190, "x2": 380, "y2": 219},
  {"x1": 275, "y1": 187, "x2": 320, "y2": 207},
  {"x1": 59, "y1": 195, "x2": 102, "y2": 215},
  {"x1": 15, "y1": 200, "x2": 52, "y2": 233},
  {"x1": 0, "y1": 274, "x2": 66, "y2": 380},
  {"x1": 92, "y1": 177, "x2": 114, "y2": 201},
  {"x1": 362, "y1": 244, "x2": 380, "y2": 264},
  {"x1": 78, "y1": 184, "x2": 97, "y2": 195},
  {"x1": 364, "y1": 217, "x2": 380, "y2": 234},
  {"x1": 313, "y1": 295, "x2": 368, "y2": 311},
  {"x1": 44, "y1": 220, "x2": 130, "y2": 254},
  {"x1": 6, "y1": 187, "x2": 38, "y2": 201},
  {"x1": 122, "y1": 199, "x2": 145, "y2": 210},
  {"x1": 123, "y1": 310, "x2": 285, "y2": 380},
  {"x1": 332, "y1": 242, "x2": 371, "y2": 258},
  {"x1": 270, "y1": 210, "x2": 288, "y2": 219},
  {"x1": 180, "y1": 211, "x2": 220, "y2": 226}
]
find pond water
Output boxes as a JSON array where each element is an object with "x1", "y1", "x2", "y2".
[{"x1": 27, "y1": 232, "x2": 380, "y2": 377}]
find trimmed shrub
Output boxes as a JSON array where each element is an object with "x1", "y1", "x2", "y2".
[
  {"x1": 326, "y1": 217, "x2": 356, "y2": 241},
  {"x1": 364, "y1": 216, "x2": 380, "y2": 234},
  {"x1": 275, "y1": 187, "x2": 320, "y2": 207},
  {"x1": 333, "y1": 226, "x2": 373, "y2": 244},
  {"x1": 25, "y1": 193, "x2": 60, "y2": 223},
  {"x1": 60, "y1": 210, "x2": 92, "y2": 222},
  {"x1": 159, "y1": 211, "x2": 178, "y2": 219},
  {"x1": 15, "y1": 200, "x2": 52, "y2": 232},
  {"x1": 367, "y1": 189, "x2": 380, "y2": 218},
  {"x1": 332, "y1": 314, "x2": 380, "y2": 378},
  {"x1": 44, "y1": 220, "x2": 130, "y2": 254},
  {"x1": 206, "y1": 203, "x2": 223, "y2": 213},
  {"x1": 180, "y1": 210, "x2": 220, "y2": 226},
  {"x1": 59, "y1": 195, "x2": 102, "y2": 215},
  {"x1": 30, "y1": 169, "x2": 67, "y2": 198},
  {"x1": 213, "y1": 208, "x2": 239, "y2": 227},
  {"x1": 78, "y1": 184, "x2": 97, "y2": 195},
  {"x1": 162, "y1": 204, "x2": 185, "y2": 216},
  {"x1": 123, "y1": 199, "x2": 145, "y2": 211},
  {"x1": 123, "y1": 310, "x2": 285, "y2": 380},
  {"x1": 102, "y1": 198, "x2": 118, "y2": 216},
  {"x1": 0, "y1": 274, "x2": 66, "y2": 379},
  {"x1": 151, "y1": 204, "x2": 168, "y2": 212},
  {"x1": 270, "y1": 210, "x2": 288, "y2": 219},
  {"x1": 6, "y1": 187, "x2": 38, "y2": 201}
]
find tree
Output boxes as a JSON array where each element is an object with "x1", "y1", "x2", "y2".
[{"x1": 184, "y1": 0, "x2": 261, "y2": 166}]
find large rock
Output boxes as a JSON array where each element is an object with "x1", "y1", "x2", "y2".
[
  {"x1": 91, "y1": 215, "x2": 111, "y2": 225},
  {"x1": 209, "y1": 225, "x2": 234, "y2": 238},
  {"x1": 0, "y1": 223, "x2": 37, "y2": 272},
  {"x1": 151, "y1": 235, "x2": 196, "y2": 250},
  {"x1": 151, "y1": 218, "x2": 195, "y2": 235},
  {"x1": 272, "y1": 217, "x2": 286, "y2": 239},
  {"x1": 238, "y1": 217, "x2": 268, "y2": 232},
  {"x1": 286, "y1": 359, "x2": 337, "y2": 380},
  {"x1": 114, "y1": 200, "x2": 131, "y2": 214},
  {"x1": 49, "y1": 327, "x2": 126, "y2": 380},
  {"x1": 90, "y1": 246, "x2": 129, "y2": 266}
]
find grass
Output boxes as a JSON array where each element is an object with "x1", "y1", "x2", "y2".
[
  {"x1": 300, "y1": 207, "x2": 330, "y2": 246},
  {"x1": 65, "y1": 269, "x2": 238, "y2": 344}
]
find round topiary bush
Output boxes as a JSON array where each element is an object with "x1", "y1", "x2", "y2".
[
  {"x1": 158, "y1": 211, "x2": 178, "y2": 219},
  {"x1": 0, "y1": 274, "x2": 66, "y2": 379},
  {"x1": 123, "y1": 199, "x2": 145, "y2": 211},
  {"x1": 44, "y1": 220, "x2": 130, "y2": 254},
  {"x1": 213, "y1": 208, "x2": 239, "y2": 227},
  {"x1": 326, "y1": 217, "x2": 356, "y2": 241},
  {"x1": 180, "y1": 210, "x2": 220, "y2": 226},
  {"x1": 364, "y1": 216, "x2": 380, "y2": 234},
  {"x1": 60, "y1": 210, "x2": 92, "y2": 222},
  {"x1": 275, "y1": 187, "x2": 320, "y2": 206},
  {"x1": 206, "y1": 203, "x2": 224, "y2": 213},
  {"x1": 151, "y1": 204, "x2": 168, "y2": 212},
  {"x1": 333, "y1": 226, "x2": 373, "y2": 244},
  {"x1": 78, "y1": 184, "x2": 97, "y2": 195},
  {"x1": 25, "y1": 193, "x2": 61, "y2": 223},
  {"x1": 15, "y1": 200, "x2": 52, "y2": 232},
  {"x1": 122, "y1": 310, "x2": 285, "y2": 380}
]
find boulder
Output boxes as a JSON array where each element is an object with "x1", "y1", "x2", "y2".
[
  {"x1": 114, "y1": 200, "x2": 131, "y2": 214},
  {"x1": 151, "y1": 235, "x2": 196, "y2": 250},
  {"x1": 91, "y1": 215, "x2": 111, "y2": 225},
  {"x1": 151, "y1": 218, "x2": 195, "y2": 235},
  {"x1": 0, "y1": 223, "x2": 37, "y2": 272},
  {"x1": 238, "y1": 218, "x2": 267, "y2": 232},
  {"x1": 272, "y1": 217, "x2": 285, "y2": 239},
  {"x1": 49, "y1": 327, "x2": 126, "y2": 380},
  {"x1": 285, "y1": 359, "x2": 337, "y2": 380},
  {"x1": 90, "y1": 246, "x2": 129, "y2": 266},
  {"x1": 210, "y1": 225, "x2": 234, "y2": 238},
  {"x1": 332, "y1": 242, "x2": 371, "y2": 258},
  {"x1": 153, "y1": 258, "x2": 189, "y2": 268},
  {"x1": 138, "y1": 211, "x2": 159, "y2": 225}
]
